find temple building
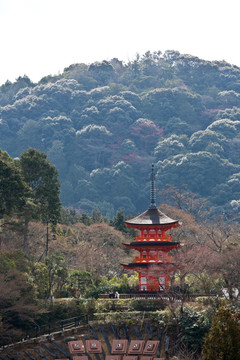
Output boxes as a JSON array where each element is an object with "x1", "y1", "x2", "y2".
[{"x1": 122, "y1": 165, "x2": 181, "y2": 292}]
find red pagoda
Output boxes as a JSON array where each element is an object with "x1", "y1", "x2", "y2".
[{"x1": 122, "y1": 165, "x2": 181, "y2": 292}]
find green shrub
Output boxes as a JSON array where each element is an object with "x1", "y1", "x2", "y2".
[
  {"x1": 180, "y1": 306, "x2": 211, "y2": 352},
  {"x1": 54, "y1": 289, "x2": 70, "y2": 298},
  {"x1": 95, "y1": 299, "x2": 132, "y2": 312},
  {"x1": 95, "y1": 298, "x2": 166, "y2": 313},
  {"x1": 195, "y1": 296, "x2": 223, "y2": 310},
  {"x1": 154, "y1": 308, "x2": 179, "y2": 327},
  {"x1": 94, "y1": 311, "x2": 152, "y2": 324},
  {"x1": 35, "y1": 299, "x2": 96, "y2": 325},
  {"x1": 131, "y1": 299, "x2": 165, "y2": 311}
]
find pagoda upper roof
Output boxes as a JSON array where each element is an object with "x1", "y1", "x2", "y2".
[{"x1": 125, "y1": 207, "x2": 178, "y2": 226}]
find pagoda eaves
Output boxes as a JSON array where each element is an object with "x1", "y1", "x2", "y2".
[{"x1": 125, "y1": 207, "x2": 179, "y2": 228}]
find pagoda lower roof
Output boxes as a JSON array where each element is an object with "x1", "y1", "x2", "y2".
[
  {"x1": 121, "y1": 262, "x2": 176, "y2": 268},
  {"x1": 123, "y1": 241, "x2": 180, "y2": 248},
  {"x1": 125, "y1": 207, "x2": 178, "y2": 226}
]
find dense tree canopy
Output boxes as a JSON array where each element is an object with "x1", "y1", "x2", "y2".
[
  {"x1": 0, "y1": 151, "x2": 27, "y2": 219},
  {"x1": 19, "y1": 148, "x2": 61, "y2": 223},
  {"x1": 1, "y1": 50, "x2": 240, "y2": 216}
]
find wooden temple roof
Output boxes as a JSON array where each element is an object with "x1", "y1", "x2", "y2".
[
  {"x1": 125, "y1": 207, "x2": 178, "y2": 226},
  {"x1": 123, "y1": 241, "x2": 181, "y2": 248},
  {"x1": 121, "y1": 262, "x2": 177, "y2": 268}
]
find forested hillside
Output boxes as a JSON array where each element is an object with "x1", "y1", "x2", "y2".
[{"x1": 1, "y1": 50, "x2": 240, "y2": 217}]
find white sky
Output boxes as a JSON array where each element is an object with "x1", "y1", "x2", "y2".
[{"x1": 0, "y1": 0, "x2": 240, "y2": 85}]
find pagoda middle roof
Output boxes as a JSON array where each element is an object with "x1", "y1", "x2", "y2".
[
  {"x1": 125, "y1": 207, "x2": 178, "y2": 226},
  {"x1": 121, "y1": 262, "x2": 177, "y2": 268},
  {"x1": 123, "y1": 241, "x2": 180, "y2": 247}
]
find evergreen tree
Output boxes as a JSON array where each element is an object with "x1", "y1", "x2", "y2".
[
  {"x1": 0, "y1": 154, "x2": 27, "y2": 219},
  {"x1": 202, "y1": 303, "x2": 240, "y2": 360},
  {"x1": 19, "y1": 148, "x2": 61, "y2": 254},
  {"x1": 91, "y1": 208, "x2": 103, "y2": 223},
  {"x1": 110, "y1": 210, "x2": 136, "y2": 238},
  {"x1": 110, "y1": 210, "x2": 126, "y2": 232}
]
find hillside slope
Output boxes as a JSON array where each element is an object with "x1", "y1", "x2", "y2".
[{"x1": 1, "y1": 51, "x2": 240, "y2": 216}]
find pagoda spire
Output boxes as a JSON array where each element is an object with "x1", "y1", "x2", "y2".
[{"x1": 150, "y1": 164, "x2": 156, "y2": 209}]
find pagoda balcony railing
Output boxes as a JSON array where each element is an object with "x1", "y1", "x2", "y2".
[
  {"x1": 134, "y1": 257, "x2": 173, "y2": 263},
  {"x1": 135, "y1": 235, "x2": 172, "y2": 242}
]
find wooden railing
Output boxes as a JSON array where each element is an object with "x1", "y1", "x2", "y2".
[
  {"x1": 25, "y1": 314, "x2": 89, "y2": 340},
  {"x1": 133, "y1": 256, "x2": 173, "y2": 263},
  {"x1": 135, "y1": 235, "x2": 172, "y2": 242}
]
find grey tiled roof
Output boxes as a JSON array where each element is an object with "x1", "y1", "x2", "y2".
[
  {"x1": 123, "y1": 241, "x2": 180, "y2": 247},
  {"x1": 125, "y1": 207, "x2": 178, "y2": 226}
]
